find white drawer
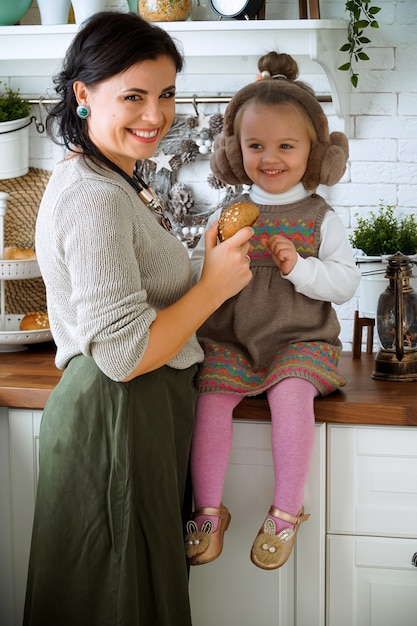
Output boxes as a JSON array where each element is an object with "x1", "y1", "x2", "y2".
[
  {"x1": 327, "y1": 534, "x2": 417, "y2": 626},
  {"x1": 327, "y1": 425, "x2": 417, "y2": 537}
]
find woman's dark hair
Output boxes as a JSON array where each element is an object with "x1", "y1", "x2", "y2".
[{"x1": 47, "y1": 11, "x2": 183, "y2": 159}]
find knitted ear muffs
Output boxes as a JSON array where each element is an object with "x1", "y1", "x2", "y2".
[
  {"x1": 210, "y1": 79, "x2": 349, "y2": 191},
  {"x1": 210, "y1": 133, "x2": 252, "y2": 186},
  {"x1": 318, "y1": 131, "x2": 349, "y2": 186}
]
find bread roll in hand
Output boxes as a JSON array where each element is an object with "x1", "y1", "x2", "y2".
[{"x1": 218, "y1": 202, "x2": 259, "y2": 242}]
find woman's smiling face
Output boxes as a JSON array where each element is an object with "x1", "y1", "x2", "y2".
[
  {"x1": 73, "y1": 55, "x2": 177, "y2": 175},
  {"x1": 239, "y1": 101, "x2": 313, "y2": 194}
]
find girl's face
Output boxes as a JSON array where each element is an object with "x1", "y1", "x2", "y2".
[
  {"x1": 239, "y1": 102, "x2": 312, "y2": 194},
  {"x1": 73, "y1": 55, "x2": 177, "y2": 175}
]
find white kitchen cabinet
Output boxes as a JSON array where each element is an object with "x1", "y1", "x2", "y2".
[
  {"x1": 6, "y1": 417, "x2": 417, "y2": 626},
  {"x1": 190, "y1": 421, "x2": 326, "y2": 626},
  {"x1": 1, "y1": 412, "x2": 325, "y2": 626},
  {"x1": 326, "y1": 424, "x2": 417, "y2": 626}
]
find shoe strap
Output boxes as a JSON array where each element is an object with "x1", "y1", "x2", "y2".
[
  {"x1": 268, "y1": 506, "x2": 309, "y2": 526},
  {"x1": 193, "y1": 505, "x2": 227, "y2": 518}
]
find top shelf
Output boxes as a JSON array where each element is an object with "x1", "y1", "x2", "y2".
[{"x1": 0, "y1": 20, "x2": 350, "y2": 131}]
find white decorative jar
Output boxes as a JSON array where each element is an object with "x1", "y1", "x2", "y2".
[
  {"x1": 71, "y1": 0, "x2": 108, "y2": 24},
  {"x1": 37, "y1": 0, "x2": 71, "y2": 24},
  {"x1": 0, "y1": 117, "x2": 30, "y2": 180}
]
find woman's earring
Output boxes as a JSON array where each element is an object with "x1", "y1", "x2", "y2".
[{"x1": 76, "y1": 104, "x2": 90, "y2": 119}]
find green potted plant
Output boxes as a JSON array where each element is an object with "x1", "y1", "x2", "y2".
[
  {"x1": 350, "y1": 202, "x2": 417, "y2": 318},
  {"x1": 339, "y1": 0, "x2": 382, "y2": 88},
  {"x1": 0, "y1": 82, "x2": 32, "y2": 180}
]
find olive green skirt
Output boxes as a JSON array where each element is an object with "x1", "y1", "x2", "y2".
[{"x1": 23, "y1": 355, "x2": 197, "y2": 626}]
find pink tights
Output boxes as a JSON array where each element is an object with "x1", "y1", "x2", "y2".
[{"x1": 190, "y1": 378, "x2": 318, "y2": 533}]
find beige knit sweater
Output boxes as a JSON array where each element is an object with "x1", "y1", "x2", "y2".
[{"x1": 35, "y1": 157, "x2": 203, "y2": 381}]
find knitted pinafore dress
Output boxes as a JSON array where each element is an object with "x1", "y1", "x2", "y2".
[{"x1": 196, "y1": 193, "x2": 345, "y2": 397}]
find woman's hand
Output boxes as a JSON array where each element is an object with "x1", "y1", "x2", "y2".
[
  {"x1": 261, "y1": 234, "x2": 297, "y2": 275},
  {"x1": 199, "y1": 221, "x2": 253, "y2": 306}
]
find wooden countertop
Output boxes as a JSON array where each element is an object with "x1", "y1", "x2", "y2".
[{"x1": 1, "y1": 343, "x2": 417, "y2": 426}]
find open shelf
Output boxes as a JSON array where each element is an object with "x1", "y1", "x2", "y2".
[{"x1": 0, "y1": 20, "x2": 350, "y2": 130}]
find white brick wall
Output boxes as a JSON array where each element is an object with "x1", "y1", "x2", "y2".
[{"x1": 6, "y1": 0, "x2": 417, "y2": 351}]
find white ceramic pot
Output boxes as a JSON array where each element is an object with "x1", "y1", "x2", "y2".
[
  {"x1": 0, "y1": 117, "x2": 30, "y2": 180},
  {"x1": 37, "y1": 0, "x2": 71, "y2": 24},
  {"x1": 357, "y1": 259, "x2": 387, "y2": 319},
  {"x1": 71, "y1": 0, "x2": 107, "y2": 24}
]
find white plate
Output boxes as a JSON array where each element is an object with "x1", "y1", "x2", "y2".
[
  {"x1": 0, "y1": 258, "x2": 41, "y2": 279},
  {"x1": 0, "y1": 313, "x2": 52, "y2": 352}
]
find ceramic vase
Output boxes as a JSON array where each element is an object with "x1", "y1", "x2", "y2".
[
  {"x1": 0, "y1": 0, "x2": 32, "y2": 25},
  {"x1": 71, "y1": 0, "x2": 107, "y2": 24},
  {"x1": 126, "y1": 0, "x2": 138, "y2": 12},
  {"x1": 37, "y1": 0, "x2": 71, "y2": 25}
]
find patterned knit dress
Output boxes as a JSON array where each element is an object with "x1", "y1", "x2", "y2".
[{"x1": 195, "y1": 193, "x2": 346, "y2": 397}]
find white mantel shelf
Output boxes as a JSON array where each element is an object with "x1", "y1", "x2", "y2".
[{"x1": 0, "y1": 19, "x2": 350, "y2": 129}]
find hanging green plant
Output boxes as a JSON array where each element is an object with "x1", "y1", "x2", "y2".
[{"x1": 339, "y1": 0, "x2": 381, "y2": 88}]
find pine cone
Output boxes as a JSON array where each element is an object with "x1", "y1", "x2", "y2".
[
  {"x1": 170, "y1": 155, "x2": 183, "y2": 171},
  {"x1": 186, "y1": 116, "x2": 199, "y2": 129},
  {"x1": 207, "y1": 173, "x2": 227, "y2": 190},
  {"x1": 169, "y1": 182, "x2": 194, "y2": 215},
  {"x1": 209, "y1": 113, "x2": 224, "y2": 136}
]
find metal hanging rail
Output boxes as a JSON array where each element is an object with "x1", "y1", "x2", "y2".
[
  {"x1": 25, "y1": 94, "x2": 332, "y2": 106},
  {"x1": 24, "y1": 93, "x2": 331, "y2": 133}
]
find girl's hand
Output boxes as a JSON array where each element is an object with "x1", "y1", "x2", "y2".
[
  {"x1": 261, "y1": 234, "x2": 297, "y2": 275},
  {"x1": 200, "y1": 221, "x2": 253, "y2": 305}
]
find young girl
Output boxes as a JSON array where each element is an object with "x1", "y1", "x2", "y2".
[{"x1": 185, "y1": 51, "x2": 361, "y2": 570}]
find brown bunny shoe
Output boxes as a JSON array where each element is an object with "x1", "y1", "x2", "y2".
[
  {"x1": 250, "y1": 506, "x2": 310, "y2": 570},
  {"x1": 185, "y1": 504, "x2": 231, "y2": 566}
]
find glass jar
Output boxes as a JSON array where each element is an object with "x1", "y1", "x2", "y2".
[{"x1": 138, "y1": 0, "x2": 192, "y2": 21}]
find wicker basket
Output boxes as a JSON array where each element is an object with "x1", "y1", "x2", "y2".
[{"x1": 1, "y1": 168, "x2": 51, "y2": 314}]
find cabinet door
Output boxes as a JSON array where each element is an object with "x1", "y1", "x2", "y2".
[
  {"x1": 8, "y1": 409, "x2": 42, "y2": 626},
  {"x1": 328, "y1": 425, "x2": 417, "y2": 537},
  {"x1": 327, "y1": 534, "x2": 417, "y2": 626},
  {"x1": 189, "y1": 422, "x2": 325, "y2": 626}
]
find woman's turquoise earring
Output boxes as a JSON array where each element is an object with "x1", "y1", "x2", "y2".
[{"x1": 76, "y1": 104, "x2": 90, "y2": 119}]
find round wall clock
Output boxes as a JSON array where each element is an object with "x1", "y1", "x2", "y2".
[{"x1": 209, "y1": 0, "x2": 265, "y2": 20}]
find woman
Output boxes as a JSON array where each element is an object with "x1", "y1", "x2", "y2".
[{"x1": 23, "y1": 12, "x2": 253, "y2": 626}]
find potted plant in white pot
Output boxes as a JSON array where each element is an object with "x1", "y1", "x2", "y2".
[
  {"x1": 0, "y1": 83, "x2": 32, "y2": 180},
  {"x1": 350, "y1": 202, "x2": 417, "y2": 318}
]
